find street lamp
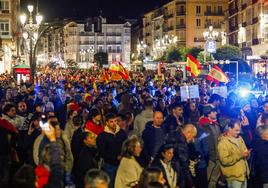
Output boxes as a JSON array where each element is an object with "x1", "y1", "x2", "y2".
[
  {"x1": 20, "y1": 5, "x2": 43, "y2": 82},
  {"x1": 203, "y1": 26, "x2": 219, "y2": 65},
  {"x1": 137, "y1": 41, "x2": 147, "y2": 70}
]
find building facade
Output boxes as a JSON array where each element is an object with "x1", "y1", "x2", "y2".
[
  {"x1": 0, "y1": 0, "x2": 20, "y2": 73},
  {"x1": 37, "y1": 18, "x2": 131, "y2": 68},
  {"x1": 143, "y1": 0, "x2": 228, "y2": 59},
  {"x1": 228, "y1": 0, "x2": 268, "y2": 56}
]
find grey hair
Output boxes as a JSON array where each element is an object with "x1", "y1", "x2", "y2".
[
  {"x1": 84, "y1": 169, "x2": 110, "y2": 188},
  {"x1": 256, "y1": 125, "x2": 268, "y2": 138}
]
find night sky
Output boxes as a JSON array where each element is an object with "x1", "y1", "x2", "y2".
[{"x1": 21, "y1": 0, "x2": 170, "y2": 21}]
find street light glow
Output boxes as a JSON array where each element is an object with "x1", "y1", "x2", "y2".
[
  {"x1": 36, "y1": 14, "x2": 43, "y2": 25},
  {"x1": 22, "y1": 32, "x2": 28, "y2": 39},
  {"x1": 20, "y1": 14, "x2": 27, "y2": 25},
  {"x1": 27, "y1": 5, "x2": 34, "y2": 13}
]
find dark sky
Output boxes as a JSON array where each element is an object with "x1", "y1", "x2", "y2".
[{"x1": 21, "y1": 0, "x2": 170, "y2": 21}]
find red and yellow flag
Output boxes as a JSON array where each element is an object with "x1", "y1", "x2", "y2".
[
  {"x1": 186, "y1": 54, "x2": 202, "y2": 77},
  {"x1": 109, "y1": 61, "x2": 129, "y2": 80},
  {"x1": 206, "y1": 65, "x2": 229, "y2": 83}
]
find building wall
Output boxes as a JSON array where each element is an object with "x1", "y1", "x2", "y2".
[
  {"x1": 0, "y1": 0, "x2": 19, "y2": 73},
  {"x1": 37, "y1": 18, "x2": 131, "y2": 67},
  {"x1": 228, "y1": 0, "x2": 268, "y2": 56},
  {"x1": 142, "y1": 0, "x2": 228, "y2": 58}
]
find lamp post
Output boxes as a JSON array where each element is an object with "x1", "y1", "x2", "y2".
[
  {"x1": 137, "y1": 41, "x2": 147, "y2": 71},
  {"x1": 203, "y1": 26, "x2": 219, "y2": 66},
  {"x1": 153, "y1": 35, "x2": 177, "y2": 60},
  {"x1": 87, "y1": 46, "x2": 95, "y2": 69},
  {"x1": 20, "y1": 5, "x2": 43, "y2": 82}
]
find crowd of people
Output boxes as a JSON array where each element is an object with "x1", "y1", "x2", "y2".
[{"x1": 0, "y1": 68, "x2": 268, "y2": 188}]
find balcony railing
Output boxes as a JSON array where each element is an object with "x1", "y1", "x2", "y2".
[
  {"x1": 106, "y1": 33, "x2": 122, "y2": 36},
  {"x1": 176, "y1": 11, "x2": 185, "y2": 16},
  {"x1": 0, "y1": 10, "x2": 10, "y2": 14},
  {"x1": 205, "y1": 24, "x2": 221, "y2": 29},
  {"x1": 168, "y1": 26, "x2": 174, "y2": 31},
  {"x1": 176, "y1": 24, "x2": 186, "y2": 29},
  {"x1": 146, "y1": 33, "x2": 151, "y2": 36},
  {"x1": 97, "y1": 41, "x2": 104, "y2": 44},
  {"x1": 204, "y1": 11, "x2": 224, "y2": 16},
  {"x1": 106, "y1": 41, "x2": 122, "y2": 45},
  {"x1": 107, "y1": 49, "x2": 122, "y2": 53},
  {"x1": 194, "y1": 37, "x2": 206, "y2": 42}
]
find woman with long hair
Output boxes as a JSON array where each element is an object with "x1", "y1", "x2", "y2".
[
  {"x1": 115, "y1": 135, "x2": 143, "y2": 188},
  {"x1": 138, "y1": 167, "x2": 166, "y2": 188}
]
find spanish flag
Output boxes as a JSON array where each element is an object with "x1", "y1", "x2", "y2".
[
  {"x1": 206, "y1": 65, "x2": 229, "y2": 83},
  {"x1": 109, "y1": 61, "x2": 129, "y2": 80},
  {"x1": 186, "y1": 54, "x2": 202, "y2": 77}
]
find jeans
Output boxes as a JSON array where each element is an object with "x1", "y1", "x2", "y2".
[
  {"x1": 103, "y1": 163, "x2": 117, "y2": 188},
  {"x1": 227, "y1": 180, "x2": 247, "y2": 188},
  {"x1": 207, "y1": 160, "x2": 221, "y2": 188}
]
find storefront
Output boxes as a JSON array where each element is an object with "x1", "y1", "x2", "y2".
[{"x1": 13, "y1": 64, "x2": 30, "y2": 84}]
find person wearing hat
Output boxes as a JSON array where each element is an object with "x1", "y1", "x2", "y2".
[{"x1": 198, "y1": 105, "x2": 222, "y2": 188}]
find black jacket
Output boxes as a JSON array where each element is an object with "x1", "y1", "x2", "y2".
[
  {"x1": 254, "y1": 138, "x2": 268, "y2": 184},
  {"x1": 96, "y1": 127, "x2": 127, "y2": 166},
  {"x1": 141, "y1": 121, "x2": 165, "y2": 165},
  {"x1": 75, "y1": 145, "x2": 99, "y2": 188},
  {"x1": 166, "y1": 129, "x2": 194, "y2": 188},
  {"x1": 44, "y1": 142, "x2": 64, "y2": 188},
  {"x1": 162, "y1": 115, "x2": 180, "y2": 134}
]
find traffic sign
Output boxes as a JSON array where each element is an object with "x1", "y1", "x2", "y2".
[{"x1": 206, "y1": 40, "x2": 217, "y2": 53}]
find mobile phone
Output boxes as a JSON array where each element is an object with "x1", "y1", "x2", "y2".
[{"x1": 39, "y1": 114, "x2": 50, "y2": 131}]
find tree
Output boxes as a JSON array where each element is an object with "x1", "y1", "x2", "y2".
[
  {"x1": 188, "y1": 47, "x2": 203, "y2": 59},
  {"x1": 165, "y1": 46, "x2": 182, "y2": 62},
  {"x1": 179, "y1": 47, "x2": 190, "y2": 62},
  {"x1": 94, "y1": 52, "x2": 108, "y2": 67},
  {"x1": 214, "y1": 45, "x2": 241, "y2": 60},
  {"x1": 197, "y1": 51, "x2": 214, "y2": 63}
]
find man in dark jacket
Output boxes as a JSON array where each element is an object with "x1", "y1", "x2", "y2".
[
  {"x1": 198, "y1": 105, "x2": 221, "y2": 188},
  {"x1": 75, "y1": 131, "x2": 99, "y2": 188},
  {"x1": 142, "y1": 111, "x2": 165, "y2": 165},
  {"x1": 96, "y1": 113, "x2": 127, "y2": 188},
  {"x1": 255, "y1": 126, "x2": 268, "y2": 188},
  {"x1": 162, "y1": 102, "x2": 184, "y2": 134},
  {"x1": 166, "y1": 124, "x2": 197, "y2": 188}
]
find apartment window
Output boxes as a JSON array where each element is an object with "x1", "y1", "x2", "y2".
[
  {"x1": 180, "y1": 6, "x2": 185, "y2": 13},
  {"x1": 0, "y1": 1, "x2": 9, "y2": 11},
  {"x1": 0, "y1": 20, "x2": 9, "y2": 35},
  {"x1": 98, "y1": 46, "x2": 103, "y2": 52},
  {"x1": 108, "y1": 46, "x2": 112, "y2": 52},
  {"x1": 218, "y1": 6, "x2": 223, "y2": 14},
  {"x1": 116, "y1": 46, "x2": 121, "y2": 52},
  {"x1": 196, "y1": 6, "x2": 201, "y2": 15},
  {"x1": 180, "y1": 19, "x2": 184, "y2": 25},
  {"x1": 206, "y1": 6, "x2": 211, "y2": 13},
  {"x1": 196, "y1": 19, "x2": 201, "y2": 27}
]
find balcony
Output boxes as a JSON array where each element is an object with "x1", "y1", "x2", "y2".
[
  {"x1": 155, "y1": 25, "x2": 161, "y2": 30},
  {"x1": 168, "y1": 26, "x2": 174, "y2": 31},
  {"x1": 146, "y1": 33, "x2": 151, "y2": 37},
  {"x1": 106, "y1": 41, "x2": 122, "y2": 45},
  {"x1": 97, "y1": 33, "x2": 104, "y2": 36},
  {"x1": 108, "y1": 49, "x2": 122, "y2": 53},
  {"x1": 205, "y1": 11, "x2": 224, "y2": 16},
  {"x1": 176, "y1": 11, "x2": 185, "y2": 16},
  {"x1": 241, "y1": 3, "x2": 247, "y2": 10},
  {"x1": 97, "y1": 41, "x2": 104, "y2": 45},
  {"x1": 164, "y1": 13, "x2": 174, "y2": 19},
  {"x1": 252, "y1": 17, "x2": 258, "y2": 24},
  {"x1": 80, "y1": 32, "x2": 94, "y2": 36},
  {"x1": 0, "y1": 9, "x2": 10, "y2": 14},
  {"x1": 252, "y1": 38, "x2": 259, "y2": 45},
  {"x1": 242, "y1": 22, "x2": 247, "y2": 27},
  {"x1": 205, "y1": 23, "x2": 221, "y2": 29},
  {"x1": 106, "y1": 32, "x2": 121, "y2": 36},
  {"x1": 194, "y1": 37, "x2": 206, "y2": 42},
  {"x1": 176, "y1": 24, "x2": 186, "y2": 29}
]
